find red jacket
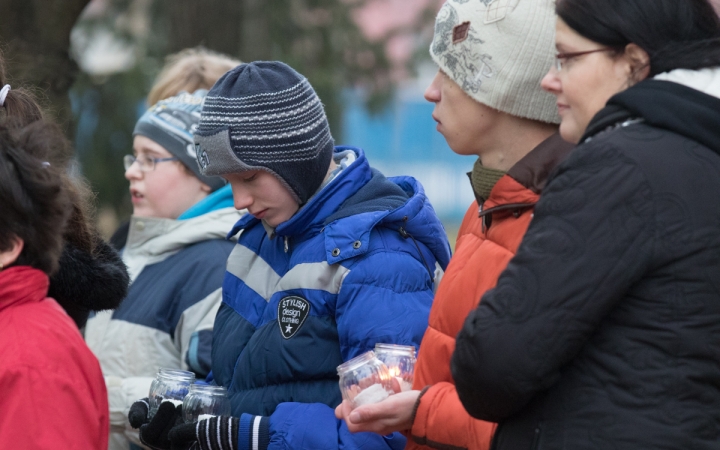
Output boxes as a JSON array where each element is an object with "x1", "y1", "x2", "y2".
[
  {"x1": 0, "y1": 266, "x2": 109, "y2": 449},
  {"x1": 408, "y1": 135, "x2": 572, "y2": 450}
]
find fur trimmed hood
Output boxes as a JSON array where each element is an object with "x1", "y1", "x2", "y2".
[{"x1": 49, "y1": 236, "x2": 129, "y2": 329}]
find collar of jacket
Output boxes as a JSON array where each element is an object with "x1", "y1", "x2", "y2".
[
  {"x1": 582, "y1": 79, "x2": 720, "y2": 156},
  {"x1": 467, "y1": 160, "x2": 506, "y2": 205},
  {"x1": 479, "y1": 133, "x2": 573, "y2": 219},
  {"x1": 0, "y1": 266, "x2": 48, "y2": 313},
  {"x1": 228, "y1": 147, "x2": 452, "y2": 268},
  {"x1": 126, "y1": 207, "x2": 241, "y2": 256},
  {"x1": 228, "y1": 146, "x2": 373, "y2": 241}
]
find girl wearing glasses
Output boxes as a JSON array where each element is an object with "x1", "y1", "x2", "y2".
[
  {"x1": 453, "y1": 0, "x2": 720, "y2": 448},
  {"x1": 85, "y1": 90, "x2": 242, "y2": 450}
]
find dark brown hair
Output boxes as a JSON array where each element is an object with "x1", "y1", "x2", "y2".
[
  {"x1": 0, "y1": 52, "x2": 44, "y2": 127},
  {"x1": 1, "y1": 50, "x2": 97, "y2": 254},
  {"x1": 0, "y1": 123, "x2": 70, "y2": 274},
  {"x1": 557, "y1": 0, "x2": 720, "y2": 76}
]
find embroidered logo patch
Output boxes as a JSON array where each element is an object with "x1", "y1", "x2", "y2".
[
  {"x1": 452, "y1": 21, "x2": 471, "y2": 44},
  {"x1": 195, "y1": 143, "x2": 210, "y2": 170},
  {"x1": 278, "y1": 296, "x2": 310, "y2": 339}
]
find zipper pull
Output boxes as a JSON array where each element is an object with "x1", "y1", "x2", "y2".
[{"x1": 284, "y1": 236, "x2": 289, "y2": 253}]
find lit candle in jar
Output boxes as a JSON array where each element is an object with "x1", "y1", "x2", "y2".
[
  {"x1": 337, "y1": 351, "x2": 395, "y2": 410},
  {"x1": 374, "y1": 344, "x2": 416, "y2": 392}
]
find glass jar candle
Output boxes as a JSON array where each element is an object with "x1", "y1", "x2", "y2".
[
  {"x1": 337, "y1": 351, "x2": 394, "y2": 410},
  {"x1": 148, "y1": 368, "x2": 195, "y2": 419},
  {"x1": 374, "y1": 343, "x2": 416, "y2": 392},
  {"x1": 182, "y1": 384, "x2": 232, "y2": 423}
]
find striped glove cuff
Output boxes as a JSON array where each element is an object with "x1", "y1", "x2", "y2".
[
  {"x1": 195, "y1": 416, "x2": 240, "y2": 450},
  {"x1": 237, "y1": 414, "x2": 270, "y2": 450}
]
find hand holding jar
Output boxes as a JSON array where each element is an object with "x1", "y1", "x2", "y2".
[
  {"x1": 337, "y1": 351, "x2": 395, "y2": 409},
  {"x1": 182, "y1": 384, "x2": 231, "y2": 423},
  {"x1": 337, "y1": 345, "x2": 417, "y2": 410},
  {"x1": 148, "y1": 368, "x2": 195, "y2": 419}
]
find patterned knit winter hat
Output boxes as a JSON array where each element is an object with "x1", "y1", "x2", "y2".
[
  {"x1": 430, "y1": 0, "x2": 559, "y2": 124},
  {"x1": 133, "y1": 90, "x2": 225, "y2": 191},
  {"x1": 194, "y1": 61, "x2": 334, "y2": 204}
]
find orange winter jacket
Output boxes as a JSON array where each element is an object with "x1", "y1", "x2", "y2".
[{"x1": 408, "y1": 134, "x2": 572, "y2": 450}]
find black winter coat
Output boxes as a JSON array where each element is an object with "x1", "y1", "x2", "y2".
[{"x1": 452, "y1": 79, "x2": 720, "y2": 449}]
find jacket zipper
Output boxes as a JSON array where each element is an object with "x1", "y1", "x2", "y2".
[
  {"x1": 531, "y1": 421, "x2": 543, "y2": 450},
  {"x1": 479, "y1": 202, "x2": 535, "y2": 233}
]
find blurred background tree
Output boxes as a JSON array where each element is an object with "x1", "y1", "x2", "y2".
[
  {"x1": 63, "y1": 0, "x2": 438, "y2": 232},
  {"x1": 0, "y1": 0, "x2": 440, "y2": 234},
  {"x1": 0, "y1": 0, "x2": 91, "y2": 148}
]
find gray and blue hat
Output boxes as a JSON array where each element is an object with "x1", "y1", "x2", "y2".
[
  {"x1": 193, "y1": 61, "x2": 334, "y2": 204},
  {"x1": 133, "y1": 90, "x2": 225, "y2": 192}
]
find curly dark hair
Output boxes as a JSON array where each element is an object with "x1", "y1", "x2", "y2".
[
  {"x1": 0, "y1": 123, "x2": 70, "y2": 275},
  {"x1": 1, "y1": 50, "x2": 97, "y2": 255}
]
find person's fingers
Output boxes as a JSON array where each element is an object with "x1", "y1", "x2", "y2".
[
  {"x1": 348, "y1": 402, "x2": 383, "y2": 424},
  {"x1": 390, "y1": 376, "x2": 402, "y2": 394},
  {"x1": 128, "y1": 398, "x2": 150, "y2": 428},
  {"x1": 168, "y1": 421, "x2": 197, "y2": 444},
  {"x1": 334, "y1": 400, "x2": 351, "y2": 420}
]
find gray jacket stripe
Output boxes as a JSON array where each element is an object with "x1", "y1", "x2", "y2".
[
  {"x1": 227, "y1": 245, "x2": 282, "y2": 302},
  {"x1": 227, "y1": 244, "x2": 351, "y2": 302}
]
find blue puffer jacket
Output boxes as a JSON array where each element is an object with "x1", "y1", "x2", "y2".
[{"x1": 212, "y1": 146, "x2": 451, "y2": 450}]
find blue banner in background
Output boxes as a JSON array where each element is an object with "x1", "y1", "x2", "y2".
[{"x1": 342, "y1": 90, "x2": 475, "y2": 224}]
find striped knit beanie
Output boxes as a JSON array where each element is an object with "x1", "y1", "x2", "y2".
[
  {"x1": 134, "y1": 90, "x2": 225, "y2": 191},
  {"x1": 430, "y1": 0, "x2": 559, "y2": 124},
  {"x1": 194, "y1": 61, "x2": 334, "y2": 204}
]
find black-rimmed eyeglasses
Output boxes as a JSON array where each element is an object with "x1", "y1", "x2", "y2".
[
  {"x1": 554, "y1": 48, "x2": 616, "y2": 71},
  {"x1": 123, "y1": 154, "x2": 179, "y2": 172}
]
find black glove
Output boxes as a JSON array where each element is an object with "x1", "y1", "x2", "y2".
[
  {"x1": 139, "y1": 401, "x2": 184, "y2": 450},
  {"x1": 169, "y1": 416, "x2": 239, "y2": 450},
  {"x1": 129, "y1": 397, "x2": 150, "y2": 429}
]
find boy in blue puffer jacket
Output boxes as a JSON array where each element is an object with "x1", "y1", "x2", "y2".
[{"x1": 133, "y1": 61, "x2": 451, "y2": 450}]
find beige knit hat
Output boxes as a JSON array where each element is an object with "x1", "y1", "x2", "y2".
[{"x1": 430, "y1": 0, "x2": 560, "y2": 124}]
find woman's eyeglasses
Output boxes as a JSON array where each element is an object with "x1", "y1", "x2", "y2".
[
  {"x1": 554, "y1": 48, "x2": 616, "y2": 71},
  {"x1": 123, "y1": 154, "x2": 178, "y2": 172}
]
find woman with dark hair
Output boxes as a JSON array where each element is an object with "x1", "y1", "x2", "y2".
[
  {"x1": 0, "y1": 53, "x2": 129, "y2": 329},
  {"x1": 0, "y1": 122, "x2": 109, "y2": 448},
  {"x1": 451, "y1": 0, "x2": 720, "y2": 448}
]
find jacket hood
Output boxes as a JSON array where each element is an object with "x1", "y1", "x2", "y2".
[
  {"x1": 336, "y1": 173, "x2": 452, "y2": 270},
  {"x1": 321, "y1": 153, "x2": 452, "y2": 270},
  {"x1": 229, "y1": 146, "x2": 452, "y2": 270},
  {"x1": 583, "y1": 77, "x2": 720, "y2": 155},
  {"x1": 49, "y1": 237, "x2": 129, "y2": 329}
]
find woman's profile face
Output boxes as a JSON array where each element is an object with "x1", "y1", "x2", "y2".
[{"x1": 541, "y1": 19, "x2": 634, "y2": 143}]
